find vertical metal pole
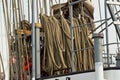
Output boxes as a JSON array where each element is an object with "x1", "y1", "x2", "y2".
[
  {"x1": 35, "y1": 0, "x2": 40, "y2": 79},
  {"x1": 105, "y1": 0, "x2": 110, "y2": 67},
  {"x1": 69, "y1": 0, "x2": 83, "y2": 72},
  {"x1": 32, "y1": 0, "x2": 36, "y2": 79},
  {"x1": 35, "y1": 27, "x2": 40, "y2": 79},
  {"x1": 44, "y1": 0, "x2": 48, "y2": 15},
  {"x1": 28, "y1": 0, "x2": 30, "y2": 21},
  {"x1": 93, "y1": 33, "x2": 104, "y2": 80},
  {"x1": 116, "y1": 50, "x2": 120, "y2": 67},
  {"x1": 69, "y1": 4, "x2": 75, "y2": 72}
]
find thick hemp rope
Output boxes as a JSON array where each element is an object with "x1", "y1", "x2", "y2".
[{"x1": 40, "y1": 13, "x2": 94, "y2": 75}]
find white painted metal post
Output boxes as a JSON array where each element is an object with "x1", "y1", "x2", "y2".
[{"x1": 93, "y1": 33, "x2": 104, "y2": 80}]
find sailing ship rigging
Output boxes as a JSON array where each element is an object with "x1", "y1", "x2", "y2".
[{"x1": 0, "y1": 0, "x2": 120, "y2": 80}]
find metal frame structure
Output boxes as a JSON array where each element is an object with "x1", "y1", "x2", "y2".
[
  {"x1": 69, "y1": 0, "x2": 83, "y2": 72},
  {"x1": 69, "y1": 0, "x2": 120, "y2": 79},
  {"x1": 69, "y1": 0, "x2": 120, "y2": 71},
  {"x1": 105, "y1": 0, "x2": 120, "y2": 67}
]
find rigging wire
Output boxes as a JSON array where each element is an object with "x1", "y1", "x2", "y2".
[
  {"x1": 21, "y1": 0, "x2": 25, "y2": 20},
  {"x1": 5, "y1": 0, "x2": 10, "y2": 33},
  {"x1": 2, "y1": 0, "x2": 12, "y2": 79},
  {"x1": 49, "y1": 0, "x2": 53, "y2": 16},
  {"x1": 10, "y1": 0, "x2": 16, "y2": 79},
  {"x1": 98, "y1": 0, "x2": 105, "y2": 54},
  {"x1": 14, "y1": 0, "x2": 23, "y2": 79},
  {"x1": 114, "y1": 5, "x2": 120, "y2": 49},
  {"x1": 99, "y1": 22, "x2": 113, "y2": 33},
  {"x1": 36, "y1": 0, "x2": 39, "y2": 22},
  {"x1": 12, "y1": 0, "x2": 19, "y2": 79},
  {"x1": 116, "y1": 30, "x2": 120, "y2": 51},
  {"x1": 98, "y1": 0, "x2": 103, "y2": 31},
  {"x1": 65, "y1": 9, "x2": 120, "y2": 34},
  {"x1": 0, "y1": 52, "x2": 5, "y2": 79},
  {"x1": 0, "y1": 11, "x2": 5, "y2": 79},
  {"x1": 28, "y1": 0, "x2": 31, "y2": 21},
  {"x1": 39, "y1": 0, "x2": 42, "y2": 13}
]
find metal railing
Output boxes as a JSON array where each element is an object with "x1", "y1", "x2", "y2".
[{"x1": 102, "y1": 53, "x2": 116, "y2": 67}]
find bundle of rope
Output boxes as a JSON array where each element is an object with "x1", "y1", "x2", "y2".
[
  {"x1": 10, "y1": 19, "x2": 32, "y2": 80},
  {"x1": 51, "y1": 0, "x2": 95, "y2": 31},
  {"x1": 19, "y1": 20, "x2": 32, "y2": 79},
  {"x1": 58, "y1": 15, "x2": 72, "y2": 73},
  {"x1": 74, "y1": 17, "x2": 94, "y2": 70},
  {"x1": 40, "y1": 13, "x2": 94, "y2": 75},
  {"x1": 41, "y1": 14, "x2": 68, "y2": 75},
  {"x1": 20, "y1": 20, "x2": 31, "y2": 30}
]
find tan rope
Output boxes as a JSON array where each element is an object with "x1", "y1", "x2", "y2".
[{"x1": 40, "y1": 12, "x2": 94, "y2": 75}]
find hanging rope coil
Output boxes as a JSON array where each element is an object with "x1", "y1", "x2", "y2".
[
  {"x1": 2, "y1": 0, "x2": 95, "y2": 78},
  {"x1": 40, "y1": 13, "x2": 94, "y2": 75}
]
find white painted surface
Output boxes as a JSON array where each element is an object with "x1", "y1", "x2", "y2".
[
  {"x1": 32, "y1": 78, "x2": 36, "y2": 80},
  {"x1": 104, "y1": 70, "x2": 120, "y2": 80},
  {"x1": 95, "y1": 62, "x2": 104, "y2": 80},
  {"x1": 44, "y1": 69, "x2": 120, "y2": 80},
  {"x1": 44, "y1": 72, "x2": 95, "y2": 80}
]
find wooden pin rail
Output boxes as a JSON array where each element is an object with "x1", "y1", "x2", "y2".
[
  {"x1": 16, "y1": 29, "x2": 44, "y2": 37},
  {"x1": 16, "y1": 29, "x2": 31, "y2": 35},
  {"x1": 35, "y1": 23, "x2": 42, "y2": 28},
  {"x1": 16, "y1": 23, "x2": 44, "y2": 36}
]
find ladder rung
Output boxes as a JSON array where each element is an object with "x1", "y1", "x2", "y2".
[
  {"x1": 113, "y1": 21, "x2": 120, "y2": 25},
  {"x1": 106, "y1": 1, "x2": 120, "y2": 5}
]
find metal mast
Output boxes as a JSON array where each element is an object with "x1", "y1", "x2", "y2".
[{"x1": 32, "y1": 0, "x2": 36, "y2": 79}]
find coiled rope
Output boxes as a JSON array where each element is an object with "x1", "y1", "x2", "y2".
[{"x1": 40, "y1": 13, "x2": 94, "y2": 75}]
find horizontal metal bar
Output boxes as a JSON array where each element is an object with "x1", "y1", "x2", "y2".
[
  {"x1": 107, "y1": 4, "x2": 120, "y2": 41},
  {"x1": 106, "y1": 1, "x2": 120, "y2": 5},
  {"x1": 99, "y1": 22, "x2": 113, "y2": 33},
  {"x1": 102, "y1": 42, "x2": 120, "y2": 46},
  {"x1": 113, "y1": 21, "x2": 120, "y2": 25},
  {"x1": 69, "y1": 0, "x2": 85, "y2": 5},
  {"x1": 72, "y1": 10, "x2": 120, "y2": 29},
  {"x1": 74, "y1": 47, "x2": 94, "y2": 52},
  {"x1": 103, "y1": 53, "x2": 116, "y2": 56}
]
